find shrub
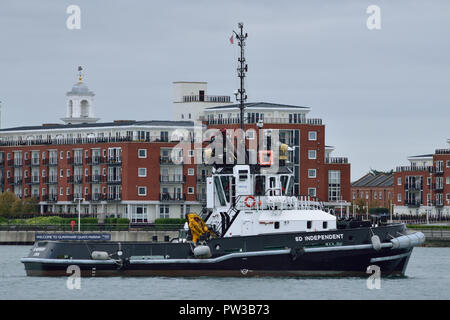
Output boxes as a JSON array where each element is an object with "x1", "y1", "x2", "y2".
[{"x1": 155, "y1": 218, "x2": 186, "y2": 225}]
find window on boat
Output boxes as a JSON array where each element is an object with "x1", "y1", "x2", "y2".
[
  {"x1": 254, "y1": 175, "x2": 266, "y2": 196},
  {"x1": 214, "y1": 176, "x2": 226, "y2": 206},
  {"x1": 274, "y1": 221, "x2": 280, "y2": 229},
  {"x1": 220, "y1": 176, "x2": 231, "y2": 202},
  {"x1": 307, "y1": 221, "x2": 312, "y2": 229},
  {"x1": 323, "y1": 221, "x2": 328, "y2": 229},
  {"x1": 238, "y1": 170, "x2": 248, "y2": 181},
  {"x1": 285, "y1": 176, "x2": 294, "y2": 196},
  {"x1": 280, "y1": 175, "x2": 289, "y2": 195}
]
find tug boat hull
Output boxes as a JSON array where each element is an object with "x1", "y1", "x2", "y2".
[{"x1": 21, "y1": 223, "x2": 418, "y2": 277}]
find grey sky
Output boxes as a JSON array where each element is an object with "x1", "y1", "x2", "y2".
[{"x1": 0, "y1": 0, "x2": 449, "y2": 181}]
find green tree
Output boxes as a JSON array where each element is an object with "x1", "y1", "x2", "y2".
[{"x1": 0, "y1": 191, "x2": 20, "y2": 218}]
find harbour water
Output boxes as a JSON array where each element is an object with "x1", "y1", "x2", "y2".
[{"x1": 0, "y1": 245, "x2": 449, "y2": 300}]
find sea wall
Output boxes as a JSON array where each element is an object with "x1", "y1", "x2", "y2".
[{"x1": 0, "y1": 230, "x2": 180, "y2": 245}]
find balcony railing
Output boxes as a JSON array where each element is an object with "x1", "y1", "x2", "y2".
[
  {"x1": 43, "y1": 194, "x2": 58, "y2": 203},
  {"x1": 107, "y1": 193, "x2": 122, "y2": 202},
  {"x1": 159, "y1": 193, "x2": 186, "y2": 202},
  {"x1": 31, "y1": 158, "x2": 40, "y2": 166},
  {"x1": 196, "y1": 194, "x2": 207, "y2": 202},
  {"x1": 325, "y1": 157, "x2": 348, "y2": 164},
  {"x1": 404, "y1": 183, "x2": 422, "y2": 191},
  {"x1": 404, "y1": 200, "x2": 421, "y2": 207},
  {"x1": 396, "y1": 166, "x2": 434, "y2": 173},
  {"x1": 435, "y1": 149, "x2": 450, "y2": 155},
  {"x1": 207, "y1": 117, "x2": 322, "y2": 125},
  {"x1": 183, "y1": 95, "x2": 231, "y2": 103},
  {"x1": 159, "y1": 157, "x2": 183, "y2": 165},
  {"x1": 67, "y1": 175, "x2": 83, "y2": 184},
  {"x1": 48, "y1": 158, "x2": 58, "y2": 166},
  {"x1": 68, "y1": 157, "x2": 83, "y2": 166},
  {"x1": 159, "y1": 175, "x2": 185, "y2": 183},
  {"x1": 86, "y1": 156, "x2": 106, "y2": 165},
  {"x1": 107, "y1": 157, "x2": 122, "y2": 165},
  {"x1": 107, "y1": 177, "x2": 122, "y2": 184},
  {"x1": 86, "y1": 175, "x2": 107, "y2": 184},
  {"x1": 196, "y1": 175, "x2": 208, "y2": 183}
]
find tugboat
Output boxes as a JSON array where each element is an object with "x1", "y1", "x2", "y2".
[{"x1": 21, "y1": 23, "x2": 424, "y2": 277}]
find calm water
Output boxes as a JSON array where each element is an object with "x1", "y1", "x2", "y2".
[{"x1": 0, "y1": 245, "x2": 449, "y2": 300}]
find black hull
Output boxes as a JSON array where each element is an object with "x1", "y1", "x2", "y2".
[{"x1": 21, "y1": 223, "x2": 417, "y2": 277}]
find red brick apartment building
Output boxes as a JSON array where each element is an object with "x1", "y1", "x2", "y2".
[
  {"x1": 0, "y1": 79, "x2": 351, "y2": 223},
  {"x1": 393, "y1": 146, "x2": 450, "y2": 217}
]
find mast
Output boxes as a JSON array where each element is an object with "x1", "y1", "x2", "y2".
[{"x1": 233, "y1": 22, "x2": 248, "y2": 132}]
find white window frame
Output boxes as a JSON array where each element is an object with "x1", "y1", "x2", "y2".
[
  {"x1": 308, "y1": 150, "x2": 317, "y2": 160},
  {"x1": 308, "y1": 188, "x2": 316, "y2": 197},
  {"x1": 138, "y1": 168, "x2": 147, "y2": 177},
  {"x1": 138, "y1": 149, "x2": 147, "y2": 158},
  {"x1": 308, "y1": 131, "x2": 317, "y2": 141},
  {"x1": 308, "y1": 169, "x2": 316, "y2": 178},
  {"x1": 138, "y1": 186, "x2": 147, "y2": 196},
  {"x1": 188, "y1": 187, "x2": 195, "y2": 194},
  {"x1": 187, "y1": 168, "x2": 195, "y2": 176}
]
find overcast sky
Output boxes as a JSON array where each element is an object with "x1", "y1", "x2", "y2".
[{"x1": 0, "y1": 0, "x2": 449, "y2": 180}]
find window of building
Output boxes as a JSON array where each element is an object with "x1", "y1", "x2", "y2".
[
  {"x1": 188, "y1": 187, "x2": 194, "y2": 194},
  {"x1": 66, "y1": 151, "x2": 71, "y2": 159},
  {"x1": 60, "y1": 151, "x2": 64, "y2": 160},
  {"x1": 246, "y1": 129, "x2": 255, "y2": 140},
  {"x1": 138, "y1": 186, "x2": 147, "y2": 196},
  {"x1": 84, "y1": 150, "x2": 89, "y2": 158},
  {"x1": 379, "y1": 191, "x2": 382, "y2": 199},
  {"x1": 308, "y1": 131, "x2": 317, "y2": 141},
  {"x1": 159, "y1": 205, "x2": 169, "y2": 219},
  {"x1": 308, "y1": 188, "x2": 316, "y2": 197},
  {"x1": 59, "y1": 187, "x2": 63, "y2": 196},
  {"x1": 188, "y1": 168, "x2": 194, "y2": 176},
  {"x1": 138, "y1": 149, "x2": 147, "y2": 158},
  {"x1": 446, "y1": 160, "x2": 450, "y2": 168},
  {"x1": 188, "y1": 150, "x2": 194, "y2": 157},
  {"x1": 307, "y1": 221, "x2": 312, "y2": 229},
  {"x1": 308, "y1": 150, "x2": 317, "y2": 160},
  {"x1": 328, "y1": 170, "x2": 341, "y2": 201},
  {"x1": 397, "y1": 194, "x2": 402, "y2": 202},
  {"x1": 66, "y1": 187, "x2": 70, "y2": 195},
  {"x1": 84, "y1": 187, "x2": 89, "y2": 195},
  {"x1": 352, "y1": 192, "x2": 356, "y2": 200},
  {"x1": 308, "y1": 169, "x2": 316, "y2": 178},
  {"x1": 60, "y1": 169, "x2": 63, "y2": 177},
  {"x1": 446, "y1": 177, "x2": 450, "y2": 185},
  {"x1": 323, "y1": 221, "x2": 328, "y2": 229},
  {"x1": 138, "y1": 168, "x2": 147, "y2": 177},
  {"x1": 397, "y1": 177, "x2": 402, "y2": 186}
]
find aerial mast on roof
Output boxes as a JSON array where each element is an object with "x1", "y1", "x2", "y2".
[{"x1": 233, "y1": 23, "x2": 248, "y2": 132}]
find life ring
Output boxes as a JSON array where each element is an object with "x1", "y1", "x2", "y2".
[{"x1": 244, "y1": 196, "x2": 256, "y2": 208}]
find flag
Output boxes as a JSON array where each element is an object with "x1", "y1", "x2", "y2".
[{"x1": 229, "y1": 34, "x2": 234, "y2": 44}]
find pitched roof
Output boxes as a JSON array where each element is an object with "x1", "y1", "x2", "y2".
[
  {"x1": 352, "y1": 172, "x2": 393, "y2": 188},
  {"x1": 0, "y1": 120, "x2": 195, "y2": 133}
]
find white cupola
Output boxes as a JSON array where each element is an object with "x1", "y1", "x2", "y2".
[{"x1": 61, "y1": 66, "x2": 99, "y2": 124}]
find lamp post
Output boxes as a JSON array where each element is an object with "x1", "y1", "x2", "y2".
[{"x1": 74, "y1": 197, "x2": 85, "y2": 232}]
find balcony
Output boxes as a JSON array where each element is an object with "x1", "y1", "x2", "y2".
[
  {"x1": 13, "y1": 160, "x2": 23, "y2": 167},
  {"x1": 325, "y1": 157, "x2": 348, "y2": 164},
  {"x1": 196, "y1": 175, "x2": 208, "y2": 183},
  {"x1": 159, "y1": 175, "x2": 185, "y2": 184},
  {"x1": 31, "y1": 159, "x2": 40, "y2": 166},
  {"x1": 86, "y1": 175, "x2": 107, "y2": 184},
  {"x1": 43, "y1": 176, "x2": 58, "y2": 184},
  {"x1": 196, "y1": 194, "x2": 207, "y2": 202},
  {"x1": 67, "y1": 175, "x2": 83, "y2": 184},
  {"x1": 396, "y1": 166, "x2": 434, "y2": 173},
  {"x1": 107, "y1": 157, "x2": 122, "y2": 166},
  {"x1": 107, "y1": 193, "x2": 122, "y2": 202},
  {"x1": 435, "y1": 149, "x2": 450, "y2": 155},
  {"x1": 404, "y1": 183, "x2": 422, "y2": 191},
  {"x1": 159, "y1": 157, "x2": 183, "y2": 165},
  {"x1": 159, "y1": 193, "x2": 186, "y2": 202},
  {"x1": 107, "y1": 177, "x2": 122, "y2": 184},
  {"x1": 43, "y1": 194, "x2": 58, "y2": 203},
  {"x1": 9, "y1": 177, "x2": 23, "y2": 185},
  {"x1": 31, "y1": 177, "x2": 40, "y2": 185},
  {"x1": 87, "y1": 156, "x2": 106, "y2": 165},
  {"x1": 404, "y1": 200, "x2": 421, "y2": 208},
  {"x1": 67, "y1": 157, "x2": 84, "y2": 166},
  {"x1": 183, "y1": 95, "x2": 231, "y2": 103}
]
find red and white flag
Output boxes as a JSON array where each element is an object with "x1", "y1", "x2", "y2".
[{"x1": 229, "y1": 34, "x2": 234, "y2": 44}]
